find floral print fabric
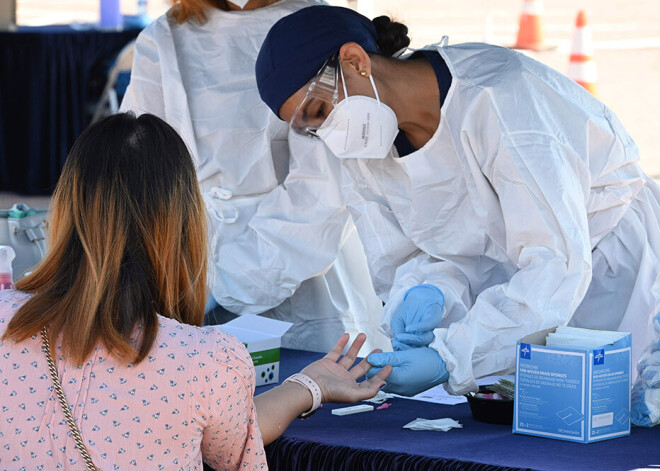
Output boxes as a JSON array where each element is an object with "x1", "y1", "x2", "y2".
[{"x1": 0, "y1": 290, "x2": 266, "y2": 470}]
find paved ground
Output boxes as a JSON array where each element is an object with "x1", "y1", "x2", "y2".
[
  {"x1": 5, "y1": 0, "x2": 659, "y2": 210},
  {"x1": 351, "y1": 0, "x2": 660, "y2": 177}
]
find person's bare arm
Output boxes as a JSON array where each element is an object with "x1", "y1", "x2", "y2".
[{"x1": 254, "y1": 333, "x2": 391, "y2": 445}]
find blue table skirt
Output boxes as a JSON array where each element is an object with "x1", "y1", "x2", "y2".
[
  {"x1": 0, "y1": 25, "x2": 140, "y2": 194},
  {"x1": 261, "y1": 348, "x2": 660, "y2": 471}
]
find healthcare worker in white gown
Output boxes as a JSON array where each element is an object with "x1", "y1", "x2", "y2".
[
  {"x1": 255, "y1": 5, "x2": 660, "y2": 426},
  {"x1": 120, "y1": 0, "x2": 386, "y2": 353}
]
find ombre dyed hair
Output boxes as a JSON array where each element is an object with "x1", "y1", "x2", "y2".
[{"x1": 3, "y1": 113, "x2": 207, "y2": 365}]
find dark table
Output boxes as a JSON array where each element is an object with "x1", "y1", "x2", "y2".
[
  {"x1": 260, "y1": 348, "x2": 660, "y2": 471},
  {"x1": 0, "y1": 25, "x2": 140, "y2": 194}
]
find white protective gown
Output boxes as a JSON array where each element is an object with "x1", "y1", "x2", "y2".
[
  {"x1": 120, "y1": 0, "x2": 387, "y2": 353},
  {"x1": 341, "y1": 42, "x2": 660, "y2": 395}
]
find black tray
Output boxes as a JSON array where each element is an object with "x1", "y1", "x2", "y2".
[{"x1": 465, "y1": 385, "x2": 514, "y2": 425}]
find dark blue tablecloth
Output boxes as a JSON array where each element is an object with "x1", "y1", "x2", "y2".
[
  {"x1": 260, "y1": 348, "x2": 660, "y2": 471},
  {"x1": 0, "y1": 25, "x2": 140, "y2": 194}
]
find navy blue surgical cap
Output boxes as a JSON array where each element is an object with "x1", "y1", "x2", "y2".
[{"x1": 256, "y1": 5, "x2": 379, "y2": 119}]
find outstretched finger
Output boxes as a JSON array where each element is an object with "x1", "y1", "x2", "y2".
[
  {"x1": 349, "y1": 349, "x2": 382, "y2": 380},
  {"x1": 358, "y1": 365, "x2": 392, "y2": 398},
  {"x1": 339, "y1": 333, "x2": 366, "y2": 369},
  {"x1": 367, "y1": 351, "x2": 402, "y2": 368},
  {"x1": 364, "y1": 365, "x2": 380, "y2": 381},
  {"x1": 324, "y1": 333, "x2": 350, "y2": 362}
]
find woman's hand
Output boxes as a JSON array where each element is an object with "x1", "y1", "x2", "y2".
[
  {"x1": 301, "y1": 333, "x2": 392, "y2": 403},
  {"x1": 255, "y1": 333, "x2": 390, "y2": 444}
]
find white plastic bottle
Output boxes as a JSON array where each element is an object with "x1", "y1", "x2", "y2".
[{"x1": 0, "y1": 245, "x2": 16, "y2": 291}]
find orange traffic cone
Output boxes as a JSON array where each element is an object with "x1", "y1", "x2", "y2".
[
  {"x1": 513, "y1": 0, "x2": 546, "y2": 50},
  {"x1": 568, "y1": 10, "x2": 597, "y2": 95}
]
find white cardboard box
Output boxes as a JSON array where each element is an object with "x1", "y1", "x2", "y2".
[
  {"x1": 216, "y1": 314, "x2": 292, "y2": 387},
  {"x1": 513, "y1": 327, "x2": 631, "y2": 443}
]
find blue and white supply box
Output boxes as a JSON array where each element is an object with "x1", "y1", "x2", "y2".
[{"x1": 514, "y1": 326, "x2": 631, "y2": 443}]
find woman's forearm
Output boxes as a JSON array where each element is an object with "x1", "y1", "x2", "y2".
[
  {"x1": 253, "y1": 333, "x2": 390, "y2": 444},
  {"x1": 254, "y1": 381, "x2": 314, "y2": 445}
]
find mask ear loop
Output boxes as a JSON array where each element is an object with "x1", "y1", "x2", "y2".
[
  {"x1": 392, "y1": 46, "x2": 409, "y2": 58},
  {"x1": 368, "y1": 75, "x2": 383, "y2": 107},
  {"x1": 340, "y1": 60, "x2": 385, "y2": 108},
  {"x1": 339, "y1": 61, "x2": 349, "y2": 100}
]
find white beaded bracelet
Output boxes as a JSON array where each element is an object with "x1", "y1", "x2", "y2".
[{"x1": 283, "y1": 373, "x2": 323, "y2": 419}]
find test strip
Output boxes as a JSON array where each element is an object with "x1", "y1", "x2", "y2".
[{"x1": 331, "y1": 404, "x2": 374, "y2": 416}]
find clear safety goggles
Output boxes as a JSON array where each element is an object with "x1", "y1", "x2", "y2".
[{"x1": 290, "y1": 54, "x2": 340, "y2": 137}]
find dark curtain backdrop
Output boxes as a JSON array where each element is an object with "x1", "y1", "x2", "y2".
[{"x1": 0, "y1": 26, "x2": 140, "y2": 194}]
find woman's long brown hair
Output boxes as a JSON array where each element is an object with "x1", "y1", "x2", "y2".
[{"x1": 2, "y1": 113, "x2": 207, "y2": 365}]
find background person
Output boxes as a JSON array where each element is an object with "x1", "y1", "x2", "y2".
[
  {"x1": 0, "y1": 113, "x2": 391, "y2": 469},
  {"x1": 255, "y1": 5, "x2": 660, "y2": 426},
  {"x1": 120, "y1": 0, "x2": 387, "y2": 354}
]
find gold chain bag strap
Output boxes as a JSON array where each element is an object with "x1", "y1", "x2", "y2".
[{"x1": 41, "y1": 327, "x2": 97, "y2": 471}]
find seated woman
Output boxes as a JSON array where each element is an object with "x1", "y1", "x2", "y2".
[{"x1": 0, "y1": 113, "x2": 390, "y2": 470}]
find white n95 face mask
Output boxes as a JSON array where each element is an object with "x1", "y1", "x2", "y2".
[{"x1": 316, "y1": 64, "x2": 398, "y2": 160}]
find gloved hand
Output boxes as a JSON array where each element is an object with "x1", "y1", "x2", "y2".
[
  {"x1": 390, "y1": 284, "x2": 445, "y2": 351},
  {"x1": 631, "y1": 346, "x2": 660, "y2": 427},
  {"x1": 365, "y1": 347, "x2": 449, "y2": 396},
  {"x1": 631, "y1": 379, "x2": 660, "y2": 427}
]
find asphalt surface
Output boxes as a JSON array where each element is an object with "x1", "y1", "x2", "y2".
[{"x1": 347, "y1": 0, "x2": 660, "y2": 177}]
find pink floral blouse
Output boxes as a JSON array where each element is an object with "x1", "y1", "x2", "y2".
[{"x1": 0, "y1": 290, "x2": 266, "y2": 470}]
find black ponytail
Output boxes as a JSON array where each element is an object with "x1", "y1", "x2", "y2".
[{"x1": 372, "y1": 16, "x2": 411, "y2": 56}]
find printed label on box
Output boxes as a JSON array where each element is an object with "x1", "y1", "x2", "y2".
[
  {"x1": 520, "y1": 343, "x2": 531, "y2": 359},
  {"x1": 592, "y1": 412, "x2": 613, "y2": 428},
  {"x1": 516, "y1": 345, "x2": 586, "y2": 440},
  {"x1": 588, "y1": 348, "x2": 631, "y2": 440},
  {"x1": 593, "y1": 349, "x2": 605, "y2": 365},
  {"x1": 514, "y1": 328, "x2": 631, "y2": 443}
]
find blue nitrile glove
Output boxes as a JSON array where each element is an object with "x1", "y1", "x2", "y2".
[
  {"x1": 390, "y1": 284, "x2": 445, "y2": 351},
  {"x1": 631, "y1": 347, "x2": 660, "y2": 427},
  {"x1": 365, "y1": 347, "x2": 449, "y2": 396},
  {"x1": 631, "y1": 380, "x2": 660, "y2": 427}
]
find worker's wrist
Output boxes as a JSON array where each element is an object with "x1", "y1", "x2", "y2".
[{"x1": 283, "y1": 373, "x2": 322, "y2": 419}]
